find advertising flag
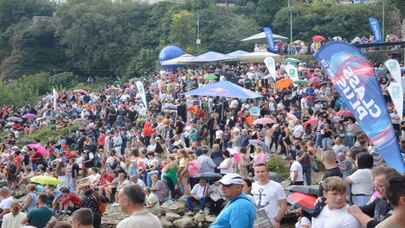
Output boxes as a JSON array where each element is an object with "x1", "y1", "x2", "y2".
[
  {"x1": 136, "y1": 81, "x2": 148, "y2": 110},
  {"x1": 385, "y1": 59, "x2": 403, "y2": 119},
  {"x1": 285, "y1": 64, "x2": 299, "y2": 82},
  {"x1": 264, "y1": 57, "x2": 277, "y2": 81},
  {"x1": 368, "y1": 17, "x2": 383, "y2": 43},
  {"x1": 315, "y1": 42, "x2": 405, "y2": 173},
  {"x1": 263, "y1": 27, "x2": 277, "y2": 53}
]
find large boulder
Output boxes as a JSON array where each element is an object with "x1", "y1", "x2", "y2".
[
  {"x1": 165, "y1": 212, "x2": 181, "y2": 222},
  {"x1": 173, "y1": 215, "x2": 195, "y2": 228},
  {"x1": 161, "y1": 200, "x2": 186, "y2": 214}
]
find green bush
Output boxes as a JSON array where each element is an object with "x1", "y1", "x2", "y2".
[{"x1": 267, "y1": 154, "x2": 290, "y2": 179}]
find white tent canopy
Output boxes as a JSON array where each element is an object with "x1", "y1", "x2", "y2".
[
  {"x1": 237, "y1": 51, "x2": 280, "y2": 63},
  {"x1": 161, "y1": 53, "x2": 195, "y2": 65},
  {"x1": 241, "y1": 32, "x2": 288, "y2": 42}
]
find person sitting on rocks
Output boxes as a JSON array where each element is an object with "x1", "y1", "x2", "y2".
[{"x1": 186, "y1": 178, "x2": 210, "y2": 213}]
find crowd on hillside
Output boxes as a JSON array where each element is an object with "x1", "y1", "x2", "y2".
[{"x1": 0, "y1": 58, "x2": 405, "y2": 228}]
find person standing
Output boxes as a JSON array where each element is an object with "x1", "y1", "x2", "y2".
[
  {"x1": 210, "y1": 173, "x2": 256, "y2": 228},
  {"x1": 24, "y1": 193, "x2": 53, "y2": 228},
  {"x1": 252, "y1": 163, "x2": 288, "y2": 228},
  {"x1": 1, "y1": 201, "x2": 26, "y2": 228},
  {"x1": 290, "y1": 155, "x2": 304, "y2": 185},
  {"x1": 117, "y1": 184, "x2": 162, "y2": 228},
  {"x1": 71, "y1": 208, "x2": 94, "y2": 228},
  {"x1": 312, "y1": 177, "x2": 361, "y2": 228},
  {"x1": 375, "y1": 174, "x2": 405, "y2": 228}
]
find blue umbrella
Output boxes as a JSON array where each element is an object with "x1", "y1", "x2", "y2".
[{"x1": 184, "y1": 80, "x2": 263, "y2": 99}]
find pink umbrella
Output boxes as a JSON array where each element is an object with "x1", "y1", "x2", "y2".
[
  {"x1": 22, "y1": 113, "x2": 36, "y2": 120},
  {"x1": 253, "y1": 117, "x2": 276, "y2": 125},
  {"x1": 27, "y1": 143, "x2": 48, "y2": 157},
  {"x1": 336, "y1": 110, "x2": 352, "y2": 117},
  {"x1": 304, "y1": 117, "x2": 318, "y2": 127},
  {"x1": 312, "y1": 35, "x2": 325, "y2": 42}
]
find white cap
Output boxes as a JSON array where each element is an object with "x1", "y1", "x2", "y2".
[{"x1": 218, "y1": 173, "x2": 244, "y2": 185}]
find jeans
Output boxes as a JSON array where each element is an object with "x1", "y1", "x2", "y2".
[
  {"x1": 303, "y1": 167, "x2": 311, "y2": 185},
  {"x1": 146, "y1": 170, "x2": 159, "y2": 187},
  {"x1": 187, "y1": 196, "x2": 207, "y2": 212},
  {"x1": 351, "y1": 194, "x2": 371, "y2": 207}
]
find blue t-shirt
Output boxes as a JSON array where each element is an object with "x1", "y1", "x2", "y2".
[{"x1": 210, "y1": 193, "x2": 256, "y2": 228}]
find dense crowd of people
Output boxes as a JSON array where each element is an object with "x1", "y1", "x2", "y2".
[{"x1": 0, "y1": 57, "x2": 405, "y2": 228}]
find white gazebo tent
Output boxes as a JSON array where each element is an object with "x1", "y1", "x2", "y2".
[
  {"x1": 237, "y1": 51, "x2": 280, "y2": 63},
  {"x1": 161, "y1": 53, "x2": 195, "y2": 65},
  {"x1": 241, "y1": 32, "x2": 288, "y2": 42}
]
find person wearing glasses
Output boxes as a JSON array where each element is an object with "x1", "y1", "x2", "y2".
[{"x1": 210, "y1": 173, "x2": 256, "y2": 228}]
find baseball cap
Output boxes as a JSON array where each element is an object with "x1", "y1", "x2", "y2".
[{"x1": 218, "y1": 173, "x2": 244, "y2": 186}]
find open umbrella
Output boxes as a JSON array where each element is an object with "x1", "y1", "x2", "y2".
[
  {"x1": 285, "y1": 57, "x2": 300, "y2": 65},
  {"x1": 287, "y1": 192, "x2": 317, "y2": 209},
  {"x1": 336, "y1": 110, "x2": 352, "y2": 117},
  {"x1": 204, "y1": 73, "x2": 217, "y2": 81},
  {"x1": 31, "y1": 175, "x2": 61, "y2": 186},
  {"x1": 293, "y1": 80, "x2": 309, "y2": 86},
  {"x1": 304, "y1": 117, "x2": 318, "y2": 127},
  {"x1": 22, "y1": 113, "x2": 36, "y2": 120},
  {"x1": 27, "y1": 143, "x2": 48, "y2": 157},
  {"x1": 275, "y1": 78, "x2": 293, "y2": 90},
  {"x1": 7, "y1": 117, "x2": 23, "y2": 122},
  {"x1": 196, "y1": 172, "x2": 222, "y2": 183},
  {"x1": 253, "y1": 118, "x2": 276, "y2": 125},
  {"x1": 312, "y1": 35, "x2": 325, "y2": 42}
]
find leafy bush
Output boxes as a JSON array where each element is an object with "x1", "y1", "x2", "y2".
[{"x1": 267, "y1": 154, "x2": 290, "y2": 179}]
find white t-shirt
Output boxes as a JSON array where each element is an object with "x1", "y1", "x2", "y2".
[
  {"x1": 348, "y1": 169, "x2": 373, "y2": 195},
  {"x1": 191, "y1": 183, "x2": 210, "y2": 199},
  {"x1": 0, "y1": 196, "x2": 14, "y2": 210},
  {"x1": 312, "y1": 205, "x2": 361, "y2": 228},
  {"x1": 290, "y1": 161, "x2": 304, "y2": 182},
  {"x1": 295, "y1": 216, "x2": 311, "y2": 228},
  {"x1": 219, "y1": 158, "x2": 234, "y2": 174},
  {"x1": 293, "y1": 125, "x2": 304, "y2": 138},
  {"x1": 252, "y1": 180, "x2": 286, "y2": 219}
]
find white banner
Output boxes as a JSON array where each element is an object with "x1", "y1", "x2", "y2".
[
  {"x1": 264, "y1": 57, "x2": 277, "y2": 81},
  {"x1": 52, "y1": 89, "x2": 58, "y2": 110},
  {"x1": 385, "y1": 59, "x2": 403, "y2": 119},
  {"x1": 136, "y1": 81, "x2": 148, "y2": 111},
  {"x1": 285, "y1": 64, "x2": 299, "y2": 82}
]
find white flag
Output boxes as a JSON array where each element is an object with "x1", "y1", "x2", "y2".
[
  {"x1": 385, "y1": 59, "x2": 403, "y2": 119},
  {"x1": 264, "y1": 57, "x2": 277, "y2": 81}
]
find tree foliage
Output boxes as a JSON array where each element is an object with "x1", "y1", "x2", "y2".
[{"x1": 0, "y1": 0, "x2": 402, "y2": 84}]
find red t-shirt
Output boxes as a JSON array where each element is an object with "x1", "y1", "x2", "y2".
[{"x1": 60, "y1": 193, "x2": 81, "y2": 207}]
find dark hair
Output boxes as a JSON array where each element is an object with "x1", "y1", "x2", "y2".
[
  {"x1": 123, "y1": 184, "x2": 145, "y2": 205},
  {"x1": 53, "y1": 221, "x2": 72, "y2": 228},
  {"x1": 223, "y1": 150, "x2": 230, "y2": 158},
  {"x1": 356, "y1": 152, "x2": 373, "y2": 169},
  {"x1": 243, "y1": 178, "x2": 252, "y2": 188},
  {"x1": 72, "y1": 208, "x2": 94, "y2": 226},
  {"x1": 37, "y1": 193, "x2": 48, "y2": 204},
  {"x1": 385, "y1": 174, "x2": 405, "y2": 207}
]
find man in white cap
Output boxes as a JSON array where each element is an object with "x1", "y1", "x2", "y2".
[{"x1": 210, "y1": 173, "x2": 256, "y2": 228}]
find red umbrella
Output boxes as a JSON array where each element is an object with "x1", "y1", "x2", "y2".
[
  {"x1": 312, "y1": 35, "x2": 325, "y2": 42},
  {"x1": 304, "y1": 117, "x2": 318, "y2": 128},
  {"x1": 336, "y1": 110, "x2": 352, "y2": 117},
  {"x1": 287, "y1": 192, "x2": 317, "y2": 209},
  {"x1": 253, "y1": 117, "x2": 276, "y2": 125}
]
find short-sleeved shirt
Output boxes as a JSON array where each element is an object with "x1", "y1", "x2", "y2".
[
  {"x1": 252, "y1": 180, "x2": 286, "y2": 219},
  {"x1": 0, "y1": 196, "x2": 14, "y2": 210},
  {"x1": 348, "y1": 169, "x2": 373, "y2": 195},
  {"x1": 27, "y1": 207, "x2": 53, "y2": 228},
  {"x1": 311, "y1": 205, "x2": 361, "y2": 228},
  {"x1": 117, "y1": 210, "x2": 162, "y2": 228},
  {"x1": 290, "y1": 161, "x2": 304, "y2": 182}
]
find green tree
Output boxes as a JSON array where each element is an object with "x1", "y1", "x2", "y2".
[
  {"x1": 255, "y1": 0, "x2": 287, "y2": 27},
  {"x1": 168, "y1": 10, "x2": 196, "y2": 51}
]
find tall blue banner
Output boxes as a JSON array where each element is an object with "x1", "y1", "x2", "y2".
[
  {"x1": 368, "y1": 17, "x2": 383, "y2": 43},
  {"x1": 315, "y1": 42, "x2": 405, "y2": 173},
  {"x1": 263, "y1": 27, "x2": 277, "y2": 53}
]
